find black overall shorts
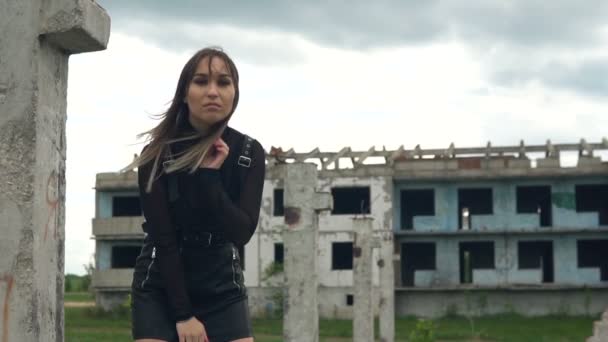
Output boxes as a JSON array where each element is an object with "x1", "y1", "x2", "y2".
[{"x1": 130, "y1": 231, "x2": 251, "y2": 342}]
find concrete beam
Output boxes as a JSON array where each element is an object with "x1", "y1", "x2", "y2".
[
  {"x1": 282, "y1": 163, "x2": 332, "y2": 342},
  {"x1": 353, "y1": 218, "x2": 375, "y2": 342},
  {"x1": 40, "y1": 0, "x2": 111, "y2": 54},
  {"x1": 377, "y1": 229, "x2": 395, "y2": 342},
  {"x1": 0, "y1": 1, "x2": 109, "y2": 340},
  {"x1": 92, "y1": 216, "x2": 145, "y2": 239},
  {"x1": 96, "y1": 171, "x2": 138, "y2": 190}
]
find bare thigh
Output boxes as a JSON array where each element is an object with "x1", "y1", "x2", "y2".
[{"x1": 230, "y1": 338, "x2": 254, "y2": 342}]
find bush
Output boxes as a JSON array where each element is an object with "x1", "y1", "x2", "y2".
[{"x1": 408, "y1": 319, "x2": 436, "y2": 342}]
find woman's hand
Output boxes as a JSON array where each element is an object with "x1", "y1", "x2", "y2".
[
  {"x1": 176, "y1": 316, "x2": 209, "y2": 342},
  {"x1": 199, "y1": 138, "x2": 229, "y2": 169}
]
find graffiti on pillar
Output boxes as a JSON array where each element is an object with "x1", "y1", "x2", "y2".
[
  {"x1": 44, "y1": 170, "x2": 59, "y2": 241},
  {"x1": 0, "y1": 274, "x2": 14, "y2": 342},
  {"x1": 284, "y1": 207, "x2": 301, "y2": 227}
]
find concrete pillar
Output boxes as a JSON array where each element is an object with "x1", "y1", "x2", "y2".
[
  {"x1": 0, "y1": 1, "x2": 109, "y2": 341},
  {"x1": 282, "y1": 163, "x2": 332, "y2": 342},
  {"x1": 587, "y1": 309, "x2": 608, "y2": 342},
  {"x1": 377, "y1": 229, "x2": 395, "y2": 342},
  {"x1": 353, "y1": 218, "x2": 376, "y2": 342}
]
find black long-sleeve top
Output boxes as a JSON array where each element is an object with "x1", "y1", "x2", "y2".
[{"x1": 137, "y1": 126, "x2": 265, "y2": 321}]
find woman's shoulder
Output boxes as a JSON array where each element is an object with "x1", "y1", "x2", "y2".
[{"x1": 225, "y1": 126, "x2": 265, "y2": 151}]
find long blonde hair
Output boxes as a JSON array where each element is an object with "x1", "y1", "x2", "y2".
[{"x1": 122, "y1": 47, "x2": 240, "y2": 192}]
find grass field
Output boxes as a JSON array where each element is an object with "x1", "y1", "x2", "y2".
[
  {"x1": 65, "y1": 291, "x2": 95, "y2": 303},
  {"x1": 65, "y1": 305, "x2": 596, "y2": 342}
]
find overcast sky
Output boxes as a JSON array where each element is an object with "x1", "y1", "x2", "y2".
[{"x1": 65, "y1": 0, "x2": 608, "y2": 274}]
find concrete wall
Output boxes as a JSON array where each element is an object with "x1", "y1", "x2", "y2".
[
  {"x1": 247, "y1": 286, "x2": 382, "y2": 319},
  {"x1": 96, "y1": 190, "x2": 139, "y2": 218},
  {"x1": 396, "y1": 287, "x2": 608, "y2": 318},
  {"x1": 248, "y1": 175, "x2": 391, "y2": 288},
  {"x1": 398, "y1": 232, "x2": 608, "y2": 286},
  {"x1": 95, "y1": 239, "x2": 142, "y2": 270},
  {"x1": 394, "y1": 177, "x2": 607, "y2": 231},
  {"x1": 1, "y1": 1, "x2": 109, "y2": 340}
]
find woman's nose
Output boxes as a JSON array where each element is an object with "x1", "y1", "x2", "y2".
[{"x1": 206, "y1": 82, "x2": 219, "y2": 97}]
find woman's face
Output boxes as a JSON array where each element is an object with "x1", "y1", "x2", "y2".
[{"x1": 185, "y1": 56, "x2": 235, "y2": 130}]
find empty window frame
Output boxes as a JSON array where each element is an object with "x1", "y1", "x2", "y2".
[
  {"x1": 516, "y1": 186, "x2": 552, "y2": 227},
  {"x1": 331, "y1": 187, "x2": 371, "y2": 215},
  {"x1": 459, "y1": 241, "x2": 495, "y2": 284},
  {"x1": 112, "y1": 196, "x2": 141, "y2": 217},
  {"x1": 273, "y1": 189, "x2": 284, "y2": 216},
  {"x1": 111, "y1": 246, "x2": 141, "y2": 268},
  {"x1": 274, "y1": 243, "x2": 284, "y2": 264},
  {"x1": 518, "y1": 241, "x2": 554, "y2": 283},
  {"x1": 458, "y1": 188, "x2": 493, "y2": 229},
  {"x1": 346, "y1": 294, "x2": 354, "y2": 306},
  {"x1": 577, "y1": 239, "x2": 608, "y2": 281},
  {"x1": 401, "y1": 189, "x2": 435, "y2": 230},
  {"x1": 332, "y1": 242, "x2": 353, "y2": 270},
  {"x1": 575, "y1": 185, "x2": 608, "y2": 225},
  {"x1": 401, "y1": 242, "x2": 436, "y2": 286}
]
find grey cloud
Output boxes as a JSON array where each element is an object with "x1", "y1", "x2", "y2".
[
  {"x1": 442, "y1": 1, "x2": 608, "y2": 48},
  {"x1": 98, "y1": 0, "x2": 608, "y2": 97},
  {"x1": 96, "y1": 0, "x2": 447, "y2": 49},
  {"x1": 492, "y1": 58, "x2": 608, "y2": 98},
  {"x1": 478, "y1": 112, "x2": 608, "y2": 148},
  {"x1": 99, "y1": 0, "x2": 607, "y2": 49},
  {"x1": 543, "y1": 60, "x2": 608, "y2": 97},
  {"x1": 119, "y1": 20, "x2": 308, "y2": 65}
]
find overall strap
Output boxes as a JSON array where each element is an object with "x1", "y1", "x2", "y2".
[
  {"x1": 236, "y1": 134, "x2": 254, "y2": 197},
  {"x1": 165, "y1": 134, "x2": 254, "y2": 204},
  {"x1": 238, "y1": 135, "x2": 254, "y2": 168}
]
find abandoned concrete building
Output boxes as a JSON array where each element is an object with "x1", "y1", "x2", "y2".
[{"x1": 92, "y1": 139, "x2": 608, "y2": 317}]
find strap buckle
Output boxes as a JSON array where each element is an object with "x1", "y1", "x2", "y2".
[
  {"x1": 238, "y1": 156, "x2": 251, "y2": 168},
  {"x1": 182, "y1": 231, "x2": 214, "y2": 247}
]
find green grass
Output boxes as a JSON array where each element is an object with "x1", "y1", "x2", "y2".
[
  {"x1": 65, "y1": 306, "x2": 596, "y2": 342},
  {"x1": 395, "y1": 314, "x2": 594, "y2": 341},
  {"x1": 65, "y1": 291, "x2": 95, "y2": 302}
]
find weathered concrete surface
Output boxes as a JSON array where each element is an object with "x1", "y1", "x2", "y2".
[
  {"x1": 95, "y1": 171, "x2": 137, "y2": 190},
  {"x1": 377, "y1": 228, "x2": 395, "y2": 342},
  {"x1": 0, "y1": 1, "x2": 109, "y2": 341},
  {"x1": 588, "y1": 309, "x2": 608, "y2": 342},
  {"x1": 396, "y1": 287, "x2": 608, "y2": 318},
  {"x1": 95, "y1": 291, "x2": 129, "y2": 312},
  {"x1": 92, "y1": 216, "x2": 145, "y2": 238},
  {"x1": 353, "y1": 218, "x2": 375, "y2": 342},
  {"x1": 282, "y1": 163, "x2": 332, "y2": 342}
]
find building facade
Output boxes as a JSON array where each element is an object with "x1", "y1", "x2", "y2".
[{"x1": 92, "y1": 139, "x2": 608, "y2": 317}]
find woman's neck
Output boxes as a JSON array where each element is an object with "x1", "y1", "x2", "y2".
[{"x1": 188, "y1": 116, "x2": 210, "y2": 135}]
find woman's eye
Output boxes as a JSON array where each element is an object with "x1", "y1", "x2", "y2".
[
  {"x1": 193, "y1": 78, "x2": 208, "y2": 85},
  {"x1": 218, "y1": 79, "x2": 231, "y2": 86}
]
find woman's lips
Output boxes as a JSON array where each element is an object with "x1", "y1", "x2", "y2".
[{"x1": 203, "y1": 104, "x2": 221, "y2": 110}]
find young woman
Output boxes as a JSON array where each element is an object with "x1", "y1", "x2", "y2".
[{"x1": 125, "y1": 47, "x2": 265, "y2": 342}]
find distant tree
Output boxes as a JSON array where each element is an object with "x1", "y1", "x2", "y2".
[
  {"x1": 82, "y1": 255, "x2": 95, "y2": 292},
  {"x1": 65, "y1": 276, "x2": 73, "y2": 292}
]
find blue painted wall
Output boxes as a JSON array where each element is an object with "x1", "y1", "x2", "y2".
[
  {"x1": 394, "y1": 177, "x2": 607, "y2": 231},
  {"x1": 394, "y1": 177, "x2": 608, "y2": 286},
  {"x1": 96, "y1": 240, "x2": 143, "y2": 270},
  {"x1": 97, "y1": 191, "x2": 139, "y2": 219},
  {"x1": 401, "y1": 234, "x2": 606, "y2": 286}
]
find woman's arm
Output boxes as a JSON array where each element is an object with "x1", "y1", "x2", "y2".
[
  {"x1": 138, "y1": 152, "x2": 194, "y2": 322},
  {"x1": 194, "y1": 139, "x2": 266, "y2": 246}
]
